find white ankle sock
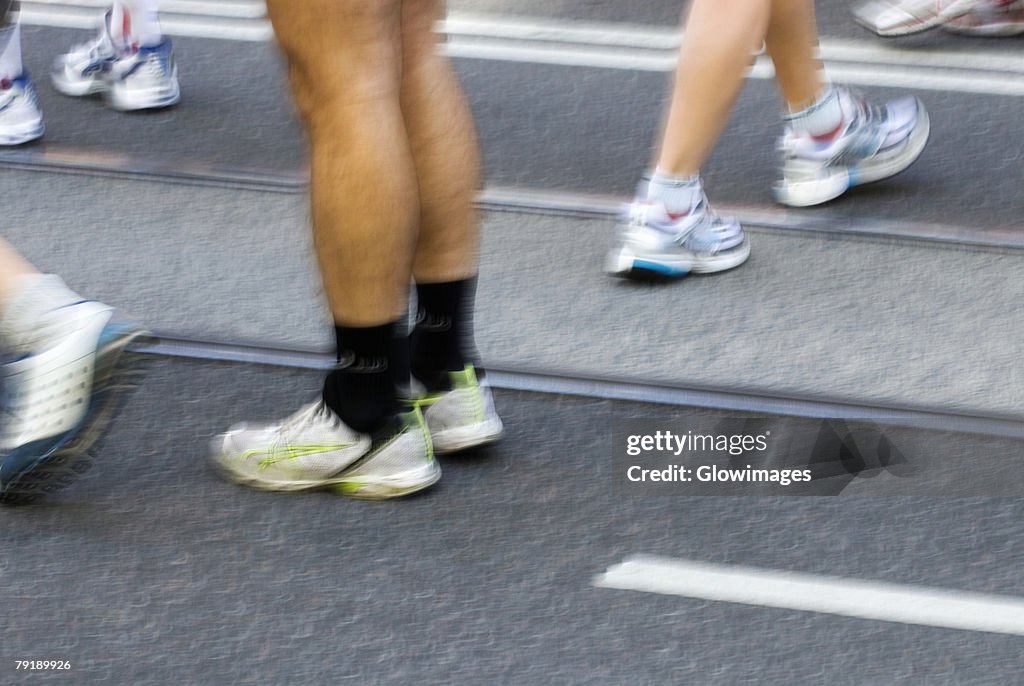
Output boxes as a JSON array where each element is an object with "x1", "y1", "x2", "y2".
[
  {"x1": 645, "y1": 169, "x2": 702, "y2": 217},
  {"x1": 110, "y1": 0, "x2": 162, "y2": 50},
  {"x1": 786, "y1": 86, "x2": 844, "y2": 139}
]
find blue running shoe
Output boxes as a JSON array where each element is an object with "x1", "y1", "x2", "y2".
[{"x1": 0, "y1": 301, "x2": 149, "y2": 505}]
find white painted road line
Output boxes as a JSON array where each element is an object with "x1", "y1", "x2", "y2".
[
  {"x1": 443, "y1": 12, "x2": 1024, "y2": 76},
  {"x1": 445, "y1": 38, "x2": 1024, "y2": 97},
  {"x1": 15, "y1": 6, "x2": 1024, "y2": 94},
  {"x1": 595, "y1": 556, "x2": 1024, "y2": 636}
]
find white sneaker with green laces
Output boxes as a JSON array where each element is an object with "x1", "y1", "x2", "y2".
[
  {"x1": 412, "y1": 365, "x2": 504, "y2": 454},
  {"x1": 210, "y1": 401, "x2": 440, "y2": 499}
]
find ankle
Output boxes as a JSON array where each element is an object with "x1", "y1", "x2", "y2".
[{"x1": 786, "y1": 85, "x2": 844, "y2": 141}]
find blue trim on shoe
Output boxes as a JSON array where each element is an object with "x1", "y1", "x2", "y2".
[
  {"x1": 0, "y1": 417, "x2": 86, "y2": 487},
  {"x1": 633, "y1": 259, "x2": 690, "y2": 276},
  {"x1": 0, "y1": 315, "x2": 146, "y2": 500}
]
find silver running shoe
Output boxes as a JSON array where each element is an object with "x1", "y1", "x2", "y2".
[
  {"x1": 51, "y1": 13, "x2": 180, "y2": 111},
  {"x1": 774, "y1": 88, "x2": 930, "y2": 208},
  {"x1": 411, "y1": 365, "x2": 503, "y2": 454},
  {"x1": 211, "y1": 401, "x2": 440, "y2": 499},
  {"x1": 0, "y1": 302, "x2": 149, "y2": 505},
  {"x1": 0, "y1": 74, "x2": 44, "y2": 145},
  {"x1": 606, "y1": 196, "x2": 750, "y2": 280},
  {"x1": 853, "y1": 0, "x2": 985, "y2": 36}
]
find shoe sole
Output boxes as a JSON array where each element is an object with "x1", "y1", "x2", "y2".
[
  {"x1": 51, "y1": 71, "x2": 181, "y2": 111},
  {"x1": 0, "y1": 325, "x2": 152, "y2": 505},
  {"x1": 107, "y1": 80, "x2": 181, "y2": 112},
  {"x1": 212, "y1": 451, "x2": 442, "y2": 500},
  {"x1": 943, "y1": 20, "x2": 1024, "y2": 35},
  {"x1": 774, "y1": 103, "x2": 930, "y2": 208},
  {"x1": 0, "y1": 120, "x2": 44, "y2": 146},
  {"x1": 606, "y1": 239, "x2": 751, "y2": 281},
  {"x1": 853, "y1": 0, "x2": 981, "y2": 36},
  {"x1": 330, "y1": 460, "x2": 442, "y2": 499},
  {"x1": 431, "y1": 417, "x2": 505, "y2": 454}
]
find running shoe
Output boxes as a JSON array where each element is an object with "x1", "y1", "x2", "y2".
[
  {"x1": 606, "y1": 195, "x2": 750, "y2": 280},
  {"x1": 0, "y1": 74, "x2": 44, "y2": 145},
  {"x1": 944, "y1": 0, "x2": 1024, "y2": 34},
  {"x1": 852, "y1": 0, "x2": 985, "y2": 36},
  {"x1": 0, "y1": 302, "x2": 148, "y2": 505},
  {"x1": 51, "y1": 14, "x2": 180, "y2": 111},
  {"x1": 211, "y1": 401, "x2": 440, "y2": 499},
  {"x1": 410, "y1": 365, "x2": 503, "y2": 454},
  {"x1": 774, "y1": 88, "x2": 930, "y2": 207}
]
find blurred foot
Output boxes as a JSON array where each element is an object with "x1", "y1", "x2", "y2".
[
  {"x1": 0, "y1": 289, "x2": 149, "y2": 505},
  {"x1": 410, "y1": 365, "x2": 503, "y2": 454},
  {"x1": 211, "y1": 402, "x2": 440, "y2": 499},
  {"x1": 606, "y1": 194, "x2": 749, "y2": 280},
  {"x1": 944, "y1": 0, "x2": 1024, "y2": 34},
  {"x1": 774, "y1": 88, "x2": 930, "y2": 207},
  {"x1": 51, "y1": 13, "x2": 180, "y2": 111},
  {"x1": 0, "y1": 74, "x2": 44, "y2": 145},
  {"x1": 853, "y1": 0, "x2": 985, "y2": 36}
]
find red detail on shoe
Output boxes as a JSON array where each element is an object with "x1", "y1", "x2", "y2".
[
  {"x1": 0, "y1": 79, "x2": 10, "y2": 90},
  {"x1": 666, "y1": 211, "x2": 689, "y2": 221},
  {"x1": 812, "y1": 120, "x2": 845, "y2": 142}
]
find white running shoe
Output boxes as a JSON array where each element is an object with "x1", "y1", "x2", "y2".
[
  {"x1": 211, "y1": 401, "x2": 440, "y2": 499},
  {"x1": 411, "y1": 365, "x2": 503, "y2": 454},
  {"x1": 606, "y1": 196, "x2": 750, "y2": 280},
  {"x1": 853, "y1": 0, "x2": 985, "y2": 36},
  {"x1": 0, "y1": 301, "x2": 149, "y2": 505},
  {"x1": 944, "y1": 0, "x2": 1024, "y2": 34},
  {"x1": 774, "y1": 88, "x2": 930, "y2": 208},
  {"x1": 51, "y1": 14, "x2": 180, "y2": 111},
  {"x1": 0, "y1": 74, "x2": 44, "y2": 145}
]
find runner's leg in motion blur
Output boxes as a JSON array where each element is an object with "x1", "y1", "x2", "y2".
[
  {"x1": 607, "y1": 0, "x2": 929, "y2": 280},
  {"x1": 0, "y1": 238, "x2": 148, "y2": 505},
  {"x1": 210, "y1": 0, "x2": 500, "y2": 498},
  {"x1": 400, "y1": 0, "x2": 503, "y2": 455}
]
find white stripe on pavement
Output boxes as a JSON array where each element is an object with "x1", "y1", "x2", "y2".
[
  {"x1": 445, "y1": 38, "x2": 1024, "y2": 96},
  {"x1": 595, "y1": 556, "x2": 1024, "y2": 636},
  {"x1": 17, "y1": 5, "x2": 1024, "y2": 94},
  {"x1": 442, "y1": 12, "x2": 1024, "y2": 76}
]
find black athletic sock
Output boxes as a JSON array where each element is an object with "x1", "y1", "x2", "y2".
[
  {"x1": 410, "y1": 277, "x2": 479, "y2": 392},
  {"x1": 389, "y1": 318, "x2": 412, "y2": 399},
  {"x1": 323, "y1": 322, "x2": 399, "y2": 434}
]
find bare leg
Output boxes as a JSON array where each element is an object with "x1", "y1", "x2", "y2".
[
  {"x1": 656, "y1": 0, "x2": 771, "y2": 175},
  {"x1": 765, "y1": 0, "x2": 828, "y2": 111},
  {"x1": 400, "y1": 0, "x2": 485, "y2": 389},
  {"x1": 265, "y1": 0, "x2": 416, "y2": 327},
  {"x1": 400, "y1": 0, "x2": 480, "y2": 283}
]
